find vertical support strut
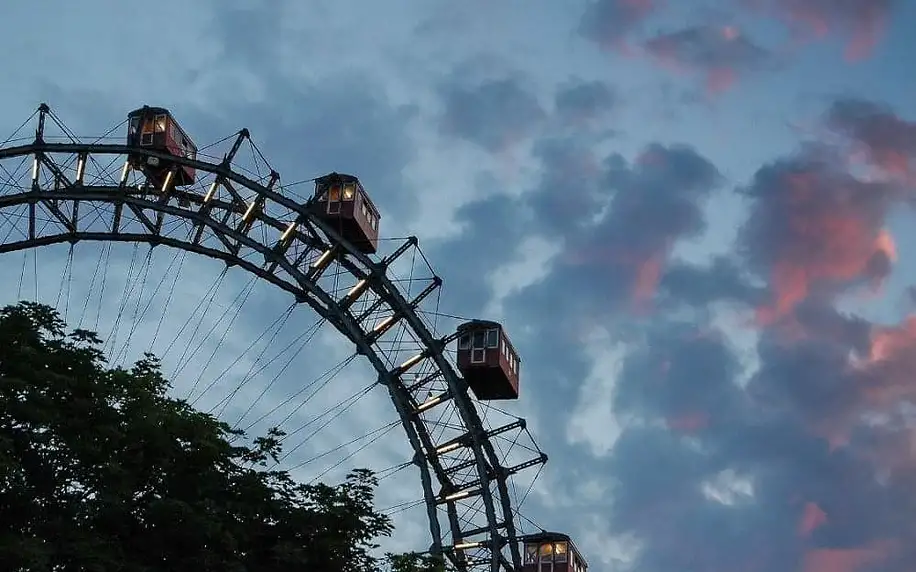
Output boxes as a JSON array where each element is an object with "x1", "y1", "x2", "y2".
[
  {"x1": 35, "y1": 103, "x2": 50, "y2": 143},
  {"x1": 222, "y1": 129, "x2": 249, "y2": 167}
]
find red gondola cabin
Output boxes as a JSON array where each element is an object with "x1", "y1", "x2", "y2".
[
  {"x1": 456, "y1": 320, "x2": 520, "y2": 400},
  {"x1": 126, "y1": 106, "x2": 198, "y2": 187},
  {"x1": 311, "y1": 172, "x2": 380, "y2": 254},
  {"x1": 521, "y1": 532, "x2": 588, "y2": 572}
]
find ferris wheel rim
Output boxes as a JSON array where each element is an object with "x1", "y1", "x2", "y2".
[{"x1": 0, "y1": 106, "x2": 541, "y2": 572}]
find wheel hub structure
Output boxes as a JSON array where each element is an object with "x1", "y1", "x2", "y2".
[{"x1": 0, "y1": 105, "x2": 546, "y2": 572}]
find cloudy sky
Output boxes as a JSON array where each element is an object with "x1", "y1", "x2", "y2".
[{"x1": 4, "y1": 0, "x2": 916, "y2": 571}]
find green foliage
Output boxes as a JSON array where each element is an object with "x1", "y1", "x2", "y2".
[
  {"x1": 386, "y1": 552, "x2": 448, "y2": 572},
  {"x1": 0, "y1": 301, "x2": 444, "y2": 572}
]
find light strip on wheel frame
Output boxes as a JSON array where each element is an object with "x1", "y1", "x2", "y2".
[
  {"x1": 75, "y1": 155, "x2": 85, "y2": 184},
  {"x1": 442, "y1": 489, "x2": 478, "y2": 502},
  {"x1": 280, "y1": 221, "x2": 297, "y2": 242},
  {"x1": 242, "y1": 199, "x2": 258, "y2": 223},
  {"x1": 120, "y1": 160, "x2": 131, "y2": 185},
  {"x1": 346, "y1": 278, "x2": 369, "y2": 300},
  {"x1": 372, "y1": 315, "x2": 396, "y2": 334},
  {"x1": 203, "y1": 181, "x2": 218, "y2": 203},
  {"x1": 311, "y1": 248, "x2": 335, "y2": 270},
  {"x1": 31, "y1": 157, "x2": 39, "y2": 184},
  {"x1": 161, "y1": 170, "x2": 175, "y2": 193},
  {"x1": 453, "y1": 541, "x2": 483, "y2": 551},
  {"x1": 434, "y1": 441, "x2": 462, "y2": 455},
  {"x1": 398, "y1": 353, "x2": 424, "y2": 372},
  {"x1": 415, "y1": 392, "x2": 447, "y2": 413}
]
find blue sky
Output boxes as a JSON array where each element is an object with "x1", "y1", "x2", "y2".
[{"x1": 3, "y1": 1, "x2": 916, "y2": 571}]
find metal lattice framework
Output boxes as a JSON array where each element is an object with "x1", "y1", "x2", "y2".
[{"x1": 0, "y1": 104, "x2": 548, "y2": 572}]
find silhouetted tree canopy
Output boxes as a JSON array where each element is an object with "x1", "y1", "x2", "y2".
[{"x1": 0, "y1": 302, "x2": 445, "y2": 572}]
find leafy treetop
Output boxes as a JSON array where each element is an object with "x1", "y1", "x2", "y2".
[{"x1": 0, "y1": 301, "x2": 446, "y2": 572}]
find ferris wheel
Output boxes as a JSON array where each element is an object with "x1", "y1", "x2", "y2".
[{"x1": 0, "y1": 103, "x2": 564, "y2": 572}]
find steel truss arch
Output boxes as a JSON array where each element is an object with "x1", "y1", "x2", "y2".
[{"x1": 0, "y1": 105, "x2": 547, "y2": 572}]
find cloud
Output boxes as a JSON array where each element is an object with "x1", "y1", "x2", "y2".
[
  {"x1": 641, "y1": 25, "x2": 772, "y2": 93},
  {"x1": 437, "y1": 74, "x2": 546, "y2": 152},
  {"x1": 573, "y1": 99, "x2": 916, "y2": 572},
  {"x1": 428, "y1": 190, "x2": 526, "y2": 313},
  {"x1": 570, "y1": 143, "x2": 722, "y2": 309},
  {"x1": 506, "y1": 140, "x2": 721, "y2": 333},
  {"x1": 554, "y1": 79, "x2": 618, "y2": 126},
  {"x1": 483, "y1": 140, "x2": 723, "y2": 481},
  {"x1": 614, "y1": 322, "x2": 744, "y2": 431},
  {"x1": 578, "y1": 0, "x2": 659, "y2": 51},
  {"x1": 596, "y1": 307, "x2": 915, "y2": 571},
  {"x1": 424, "y1": 121, "x2": 724, "y2": 543},
  {"x1": 738, "y1": 146, "x2": 898, "y2": 323},
  {"x1": 754, "y1": 0, "x2": 899, "y2": 61},
  {"x1": 660, "y1": 256, "x2": 763, "y2": 309},
  {"x1": 824, "y1": 98, "x2": 916, "y2": 183}
]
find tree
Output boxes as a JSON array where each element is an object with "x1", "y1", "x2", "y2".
[
  {"x1": 386, "y1": 552, "x2": 448, "y2": 572},
  {"x1": 0, "y1": 301, "x2": 444, "y2": 572}
]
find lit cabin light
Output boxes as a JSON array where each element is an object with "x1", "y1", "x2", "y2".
[
  {"x1": 120, "y1": 161, "x2": 131, "y2": 184},
  {"x1": 444, "y1": 490, "x2": 474, "y2": 502},
  {"x1": 454, "y1": 541, "x2": 483, "y2": 551},
  {"x1": 242, "y1": 200, "x2": 257, "y2": 223},
  {"x1": 161, "y1": 170, "x2": 175, "y2": 193},
  {"x1": 416, "y1": 394, "x2": 443, "y2": 413},
  {"x1": 280, "y1": 221, "x2": 297, "y2": 242},
  {"x1": 347, "y1": 279, "x2": 369, "y2": 299},
  {"x1": 399, "y1": 353, "x2": 424, "y2": 371},
  {"x1": 75, "y1": 156, "x2": 85, "y2": 184},
  {"x1": 435, "y1": 441, "x2": 461, "y2": 455},
  {"x1": 31, "y1": 157, "x2": 39, "y2": 183},
  {"x1": 343, "y1": 183, "x2": 355, "y2": 199},
  {"x1": 204, "y1": 181, "x2": 218, "y2": 202},
  {"x1": 373, "y1": 316, "x2": 396, "y2": 333},
  {"x1": 312, "y1": 248, "x2": 335, "y2": 270}
]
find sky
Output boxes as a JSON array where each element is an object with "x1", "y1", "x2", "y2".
[{"x1": 3, "y1": 0, "x2": 916, "y2": 571}]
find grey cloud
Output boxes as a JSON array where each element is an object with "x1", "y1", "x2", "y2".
[
  {"x1": 824, "y1": 97, "x2": 916, "y2": 179},
  {"x1": 494, "y1": 142, "x2": 721, "y2": 373},
  {"x1": 212, "y1": 2, "x2": 285, "y2": 68},
  {"x1": 554, "y1": 79, "x2": 618, "y2": 124},
  {"x1": 577, "y1": 143, "x2": 720, "y2": 265},
  {"x1": 482, "y1": 97, "x2": 916, "y2": 572},
  {"x1": 505, "y1": 138, "x2": 720, "y2": 360},
  {"x1": 438, "y1": 75, "x2": 546, "y2": 152},
  {"x1": 483, "y1": 143, "x2": 722, "y2": 509},
  {"x1": 751, "y1": 327, "x2": 861, "y2": 429},
  {"x1": 423, "y1": 117, "x2": 723, "y2": 558},
  {"x1": 428, "y1": 187, "x2": 525, "y2": 314},
  {"x1": 660, "y1": 256, "x2": 763, "y2": 308},
  {"x1": 525, "y1": 136, "x2": 606, "y2": 237},
  {"x1": 756, "y1": 0, "x2": 899, "y2": 60},
  {"x1": 597, "y1": 310, "x2": 911, "y2": 571},
  {"x1": 197, "y1": 6, "x2": 424, "y2": 219},
  {"x1": 642, "y1": 24, "x2": 772, "y2": 90},
  {"x1": 644, "y1": 24, "x2": 770, "y2": 68},
  {"x1": 614, "y1": 322, "x2": 743, "y2": 428},
  {"x1": 738, "y1": 145, "x2": 897, "y2": 321},
  {"x1": 578, "y1": 0, "x2": 658, "y2": 48},
  {"x1": 792, "y1": 301, "x2": 872, "y2": 354}
]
